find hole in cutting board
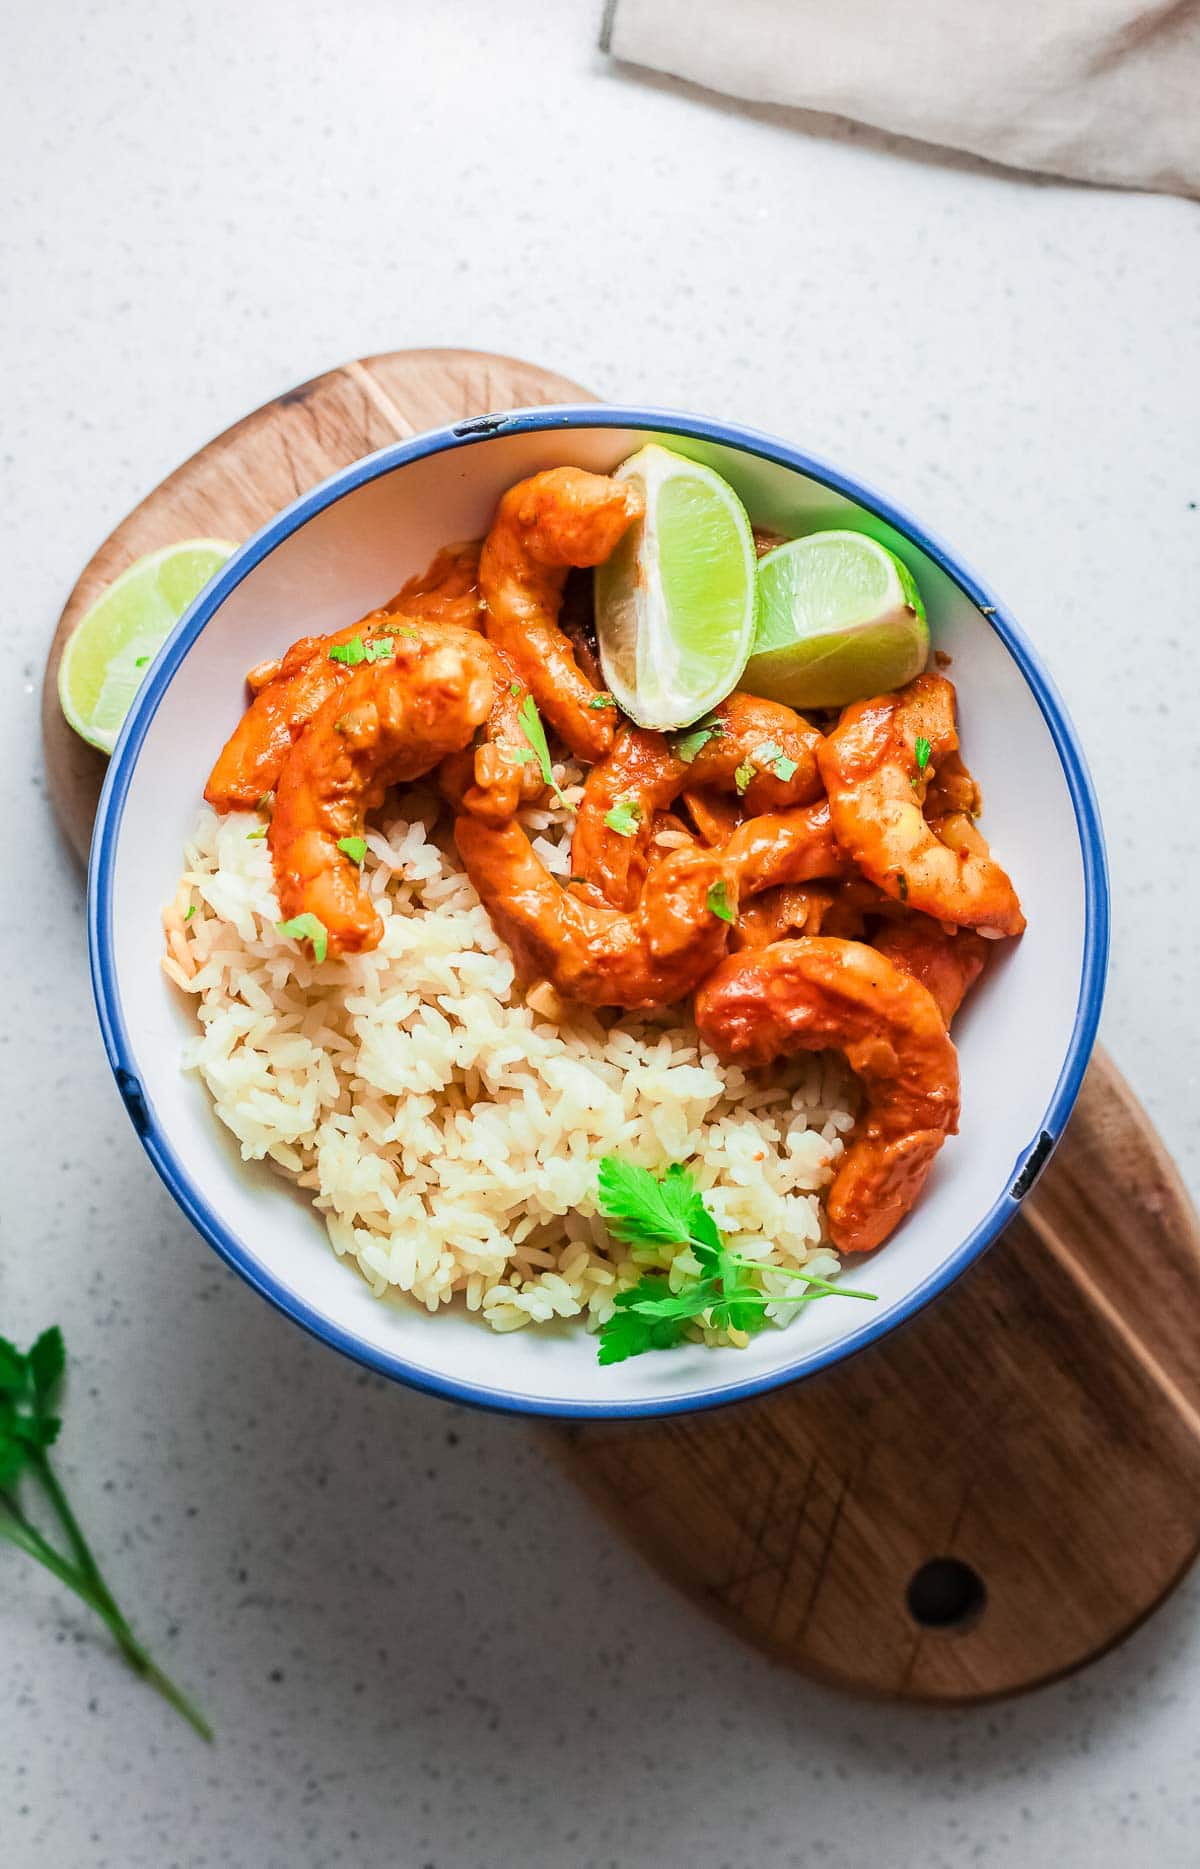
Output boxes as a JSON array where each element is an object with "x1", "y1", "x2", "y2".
[{"x1": 906, "y1": 1558, "x2": 987, "y2": 1631}]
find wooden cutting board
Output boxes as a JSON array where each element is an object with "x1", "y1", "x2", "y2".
[{"x1": 42, "y1": 347, "x2": 1200, "y2": 1704}]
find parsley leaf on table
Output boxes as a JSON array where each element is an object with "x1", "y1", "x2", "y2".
[{"x1": 0, "y1": 1326, "x2": 211, "y2": 1738}]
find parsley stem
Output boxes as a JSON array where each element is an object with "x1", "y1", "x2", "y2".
[
  {"x1": 728, "y1": 1256, "x2": 877, "y2": 1300},
  {"x1": 0, "y1": 1481, "x2": 213, "y2": 1741}
]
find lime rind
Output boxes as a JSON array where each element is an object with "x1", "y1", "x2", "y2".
[
  {"x1": 58, "y1": 538, "x2": 237, "y2": 754},
  {"x1": 595, "y1": 445, "x2": 758, "y2": 730}
]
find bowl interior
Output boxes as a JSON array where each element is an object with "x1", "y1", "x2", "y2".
[{"x1": 95, "y1": 417, "x2": 1099, "y2": 1415}]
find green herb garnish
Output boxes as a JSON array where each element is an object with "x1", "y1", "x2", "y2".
[
  {"x1": 246, "y1": 827, "x2": 266, "y2": 840},
  {"x1": 914, "y1": 735, "x2": 932, "y2": 773},
  {"x1": 337, "y1": 836, "x2": 367, "y2": 864},
  {"x1": 706, "y1": 880, "x2": 735, "y2": 924},
  {"x1": 328, "y1": 636, "x2": 366, "y2": 667},
  {"x1": 510, "y1": 681, "x2": 522, "y2": 697},
  {"x1": 594, "y1": 1159, "x2": 875, "y2": 1365},
  {"x1": 752, "y1": 739, "x2": 799, "y2": 784},
  {"x1": 0, "y1": 1325, "x2": 211, "y2": 1738},
  {"x1": 604, "y1": 795, "x2": 643, "y2": 838},
  {"x1": 672, "y1": 713, "x2": 724, "y2": 764},
  {"x1": 396, "y1": 626, "x2": 420, "y2": 640},
  {"x1": 517, "y1": 695, "x2": 568, "y2": 807},
  {"x1": 363, "y1": 636, "x2": 394, "y2": 663},
  {"x1": 733, "y1": 760, "x2": 756, "y2": 796},
  {"x1": 184, "y1": 905, "x2": 195, "y2": 922},
  {"x1": 276, "y1": 913, "x2": 329, "y2": 964},
  {"x1": 896, "y1": 870, "x2": 909, "y2": 902},
  {"x1": 134, "y1": 656, "x2": 150, "y2": 668},
  {"x1": 589, "y1": 692, "x2": 615, "y2": 710}
]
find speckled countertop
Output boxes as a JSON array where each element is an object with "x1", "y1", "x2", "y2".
[{"x1": 4, "y1": 3, "x2": 1199, "y2": 1865}]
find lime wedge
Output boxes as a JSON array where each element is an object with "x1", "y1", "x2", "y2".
[
  {"x1": 743, "y1": 531, "x2": 928, "y2": 710},
  {"x1": 594, "y1": 444, "x2": 757, "y2": 730},
  {"x1": 58, "y1": 539, "x2": 238, "y2": 753}
]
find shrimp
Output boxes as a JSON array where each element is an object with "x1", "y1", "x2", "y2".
[
  {"x1": 437, "y1": 647, "x2": 547, "y2": 823},
  {"x1": 870, "y1": 917, "x2": 988, "y2": 1026},
  {"x1": 204, "y1": 614, "x2": 383, "y2": 812},
  {"x1": 480, "y1": 467, "x2": 643, "y2": 763},
  {"x1": 732, "y1": 885, "x2": 839, "y2": 949},
  {"x1": 269, "y1": 626, "x2": 495, "y2": 956},
  {"x1": 817, "y1": 674, "x2": 1025, "y2": 938},
  {"x1": 572, "y1": 698, "x2": 825, "y2": 909},
  {"x1": 386, "y1": 541, "x2": 483, "y2": 632},
  {"x1": 453, "y1": 815, "x2": 734, "y2": 1010},
  {"x1": 722, "y1": 798, "x2": 850, "y2": 899},
  {"x1": 206, "y1": 547, "x2": 486, "y2": 811},
  {"x1": 695, "y1": 937, "x2": 961, "y2": 1253}
]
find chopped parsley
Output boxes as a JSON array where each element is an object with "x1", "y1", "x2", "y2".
[
  {"x1": 672, "y1": 713, "x2": 724, "y2": 764},
  {"x1": 896, "y1": 870, "x2": 909, "y2": 902},
  {"x1": 914, "y1": 735, "x2": 932, "y2": 773},
  {"x1": 588, "y1": 692, "x2": 615, "y2": 710},
  {"x1": 752, "y1": 739, "x2": 799, "y2": 783},
  {"x1": 184, "y1": 905, "x2": 195, "y2": 922},
  {"x1": 275, "y1": 913, "x2": 329, "y2": 964},
  {"x1": 604, "y1": 795, "x2": 643, "y2": 838},
  {"x1": 363, "y1": 636, "x2": 394, "y2": 662},
  {"x1": 706, "y1": 880, "x2": 735, "y2": 924},
  {"x1": 246, "y1": 827, "x2": 266, "y2": 840},
  {"x1": 328, "y1": 635, "x2": 367, "y2": 667},
  {"x1": 510, "y1": 681, "x2": 522, "y2": 697},
  {"x1": 134, "y1": 655, "x2": 150, "y2": 668},
  {"x1": 517, "y1": 695, "x2": 568, "y2": 807},
  {"x1": 337, "y1": 836, "x2": 367, "y2": 864},
  {"x1": 733, "y1": 760, "x2": 756, "y2": 796},
  {"x1": 594, "y1": 1158, "x2": 875, "y2": 1365}
]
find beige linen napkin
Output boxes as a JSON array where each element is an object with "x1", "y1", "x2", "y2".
[{"x1": 601, "y1": 0, "x2": 1200, "y2": 198}]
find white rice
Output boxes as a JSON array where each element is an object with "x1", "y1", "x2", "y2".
[{"x1": 163, "y1": 770, "x2": 857, "y2": 1343}]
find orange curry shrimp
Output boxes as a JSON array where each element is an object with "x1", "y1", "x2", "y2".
[
  {"x1": 818, "y1": 673, "x2": 1025, "y2": 938},
  {"x1": 206, "y1": 547, "x2": 487, "y2": 811},
  {"x1": 572, "y1": 696, "x2": 825, "y2": 909},
  {"x1": 453, "y1": 815, "x2": 734, "y2": 1011},
  {"x1": 695, "y1": 936, "x2": 961, "y2": 1254},
  {"x1": 479, "y1": 467, "x2": 642, "y2": 764},
  {"x1": 269, "y1": 625, "x2": 495, "y2": 956}
]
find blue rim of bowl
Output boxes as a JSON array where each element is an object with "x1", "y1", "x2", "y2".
[{"x1": 88, "y1": 404, "x2": 1110, "y2": 1420}]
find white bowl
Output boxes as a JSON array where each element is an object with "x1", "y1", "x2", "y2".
[{"x1": 89, "y1": 407, "x2": 1109, "y2": 1418}]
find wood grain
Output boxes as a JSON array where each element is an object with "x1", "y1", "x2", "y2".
[{"x1": 41, "y1": 347, "x2": 1200, "y2": 1703}]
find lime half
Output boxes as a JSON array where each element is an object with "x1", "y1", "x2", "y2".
[
  {"x1": 744, "y1": 531, "x2": 929, "y2": 710},
  {"x1": 58, "y1": 539, "x2": 238, "y2": 753},
  {"x1": 594, "y1": 444, "x2": 757, "y2": 730}
]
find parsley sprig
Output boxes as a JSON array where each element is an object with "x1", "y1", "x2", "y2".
[
  {"x1": 0, "y1": 1327, "x2": 211, "y2": 1739},
  {"x1": 594, "y1": 1159, "x2": 876, "y2": 1365}
]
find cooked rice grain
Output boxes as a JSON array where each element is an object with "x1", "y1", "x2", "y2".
[{"x1": 167, "y1": 782, "x2": 856, "y2": 1341}]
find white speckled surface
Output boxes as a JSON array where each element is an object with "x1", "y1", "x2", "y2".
[{"x1": 3, "y1": 3, "x2": 1199, "y2": 1864}]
